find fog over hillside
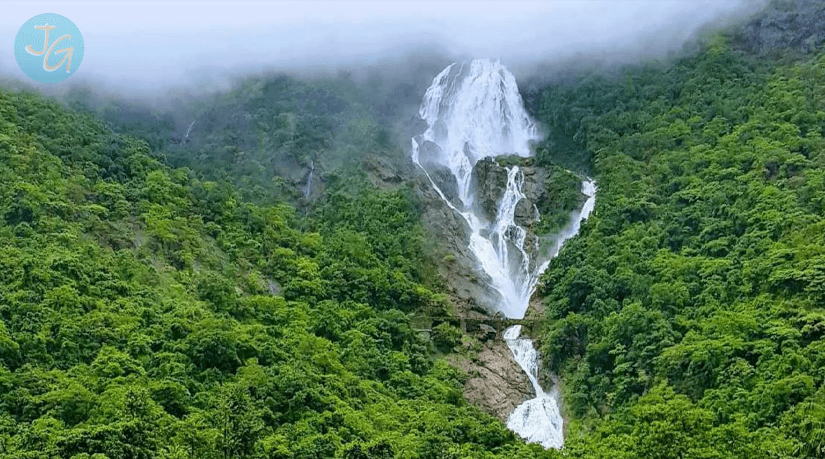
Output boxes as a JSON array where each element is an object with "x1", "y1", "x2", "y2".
[{"x1": 1, "y1": 0, "x2": 768, "y2": 94}]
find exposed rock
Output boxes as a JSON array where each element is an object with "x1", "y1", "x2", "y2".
[
  {"x1": 302, "y1": 162, "x2": 323, "y2": 201},
  {"x1": 735, "y1": 0, "x2": 825, "y2": 55},
  {"x1": 414, "y1": 152, "x2": 591, "y2": 424},
  {"x1": 415, "y1": 155, "x2": 562, "y2": 315},
  {"x1": 362, "y1": 155, "x2": 406, "y2": 189},
  {"x1": 429, "y1": 165, "x2": 461, "y2": 206},
  {"x1": 522, "y1": 232, "x2": 540, "y2": 273},
  {"x1": 470, "y1": 158, "x2": 552, "y2": 226},
  {"x1": 271, "y1": 154, "x2": 308, "y2": 186},
  {"x1": 415, "y1": 139, "x2": 444, "y2": 167},
  {"x1": 514, "y1": 198, "x2": 538, "y2": 227},
  {"x1": 413, "y1": 174, "x2": 503, "y2": 315},
  {"x1": 469, "y1": 157, "x2": 508, "y2": 222},
  {"x1": 478, "y1": 324, "x2": 497, "y2": 342},
  {"x1": 520, "y1": 166, "x2": 551, "y2": 206},
  {"x1": 448, "y1": 338, "x2": 534, "y2": 422}
]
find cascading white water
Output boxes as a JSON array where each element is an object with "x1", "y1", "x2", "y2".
[
  {"x1": 412, "y1": 59, "x2": 597, "y2": 449},
  {"x1": 304, "y1": 160, "x2": 314, "y2": 198},
  {"x1": 504, "y1": 325, "x2": 563, "y2": 449},
  {"x1": 411, "y1": 59, "x2": 542, "y2": 319},
  {"x1": 503, "y1": 179, "x2": 596, "y2": 449},
  {"x1": 414, "y1": 60, "x2": 538, "y2": 205}
]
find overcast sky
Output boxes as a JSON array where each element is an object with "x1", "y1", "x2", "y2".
[{"x1": 1, "y1": 1, "x2": 767, "y2": 91}]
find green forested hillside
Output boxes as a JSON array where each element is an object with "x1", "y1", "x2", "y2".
[
  {"x1": 535, "y1": 36, "x2": 825, "y2": 457},
  {"x1": 0, "y1": 89, "x2": 555, "y2": 458},
  {"x1": 63, "y1": 63, "x2": 444, "y2": 206},
  {"x1": 6, "y1": 6, "x2": 825, "y2": 457}
]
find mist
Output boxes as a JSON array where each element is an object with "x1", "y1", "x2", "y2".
[{"x1": 0, "y1": 0, "x2": 769, "y2": 96}]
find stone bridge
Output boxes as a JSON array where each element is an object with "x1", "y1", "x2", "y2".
[{"x1": 410, "y1": 315, "x2": 542, "y2": 337}]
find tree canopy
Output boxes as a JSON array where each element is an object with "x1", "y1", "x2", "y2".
[
  {"x1": 0, "y1": 86, "x2": 556, "y2": 458},
  {"x1": 535, "y1": 34, "x2": 825, "y2": 458}
]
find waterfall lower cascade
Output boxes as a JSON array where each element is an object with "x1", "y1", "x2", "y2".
[
  {"x1": 504, "y1": 325, "x2": 563, "y2": 449},
  {"x1": 412, "y1": 59, "x2": 596, "y2": 448}
]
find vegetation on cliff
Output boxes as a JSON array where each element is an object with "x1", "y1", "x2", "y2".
[
  {"x1": 534, "y1": 29, "x2": 825, "y2": 458},
  {"x1": 4, "y1": 1, "x2": 825, "y2": 456},
  {"x1": 0, "y1": 87, "x2": 558, "y2": 458}
]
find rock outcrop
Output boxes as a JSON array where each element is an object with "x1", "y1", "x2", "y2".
[
  {"x1": 414, "y1": 174, "x2": 504, "y2": 314},
  {"x1": 362, "y1": 155, "x2": 408, "y2": 189},
  {"x1": 448, "y1": 338, "x2": 534, "y2": 422},
  {"x1": 470, "y1": 157, "x2": 551, "y2": 227},
  {"x1": 470, "y1": 157, "x2": 509, "y2": 222},
  {"x1": 516, "y1": 166, "x2": 551, "y2": 233},
  {"x1": 735, "y1": 0, "x2": 825, "y2": 55},
  {"x1": 414, "y1": 153, "x2": 581, "y2": 422},
  {"x1": 467, "y1": 157, "x2": 555, "y2": 275},
  {"x1": 415, "y1": 155, "x2": 560, "y2": 316},
  {"x1": 478, "y1": 324, "x2": 498, "y2": 342}
]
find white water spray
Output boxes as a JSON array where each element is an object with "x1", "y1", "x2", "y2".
[
  {"x1": 504, "y1": 325, "x2": 564, "y2": 449},
  {"x1": 503, "y1": 179, "x2": 596, "y2": 449},
  {"x1": 412, "y1": 59, "x2": 596, "y2": 449},
  {"x1": 411, "y1": 59, "x2": 543, "y2": 319}
]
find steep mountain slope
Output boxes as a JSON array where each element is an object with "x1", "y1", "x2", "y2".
[
  {"x1": 531, "y1": 13, "x2": 825, "y2": 458},
  {"x1": 0, "y1": 89, "x2": 559, "y2": 458},
  {"x1": 61, "y1": 56, "x2": 452, "y2": 207},
  {"x1": 8, "y1": 1, "x2": 825, "y2": 456},
  {"x1": 734, "y1": 0, "x2": 825, "y2": 56}
]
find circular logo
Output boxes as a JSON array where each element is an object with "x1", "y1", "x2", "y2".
[{"x1": 14, "y1": 13, "x2": 84, "y2": 83}]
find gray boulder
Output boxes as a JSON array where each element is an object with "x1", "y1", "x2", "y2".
[{"x1": 478, "y1": 324, "x2": 498, "y2": 341}]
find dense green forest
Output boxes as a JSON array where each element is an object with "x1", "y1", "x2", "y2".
[
  {"x1": 0, "y1": 87, "x2": 557, "y2": 458},
  {"x1": 535, "y1": 33, "x2": 825, "y2": 458},
  {"x1": 5, "y1": 2, "x2": 825, "y2": 456},
  {"x1": 60, "y1": 59, "x2": 447, "y2": 207}
]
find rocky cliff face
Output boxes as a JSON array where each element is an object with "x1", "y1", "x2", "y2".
[
  {"x1": 415, "y1": 156, "x2": 558, "y2": 316},
  {"x1": 470, "y1": 157, "x2": 551, "y2": 227},
  {"x1": 414, "y1": 174, "x2": 505, "y2": 314},
  {"x1": 468, "y1": 157, "x2": 553, "y2": 275},
  {"x1": 470, "y1": 157, "x2": 509, "y2": 223},
  {"x1": 448, "y1": 338, "x2": 535, "y2": 422},
  {"x1": 415, "y1": 155, "x2": 564, "y2": 316},
  {"x1": 518, "y1": 166, "x2": 551, "y2": 226},
  {"x1": 415, "y1": 154, "x2": 578, "y2": 422},
  {"x1": 735, "y1": 0, "x2": 825, "y2": 55}
]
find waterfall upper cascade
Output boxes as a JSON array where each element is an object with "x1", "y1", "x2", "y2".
[
  {"x1": 412, "y1": 59, "x2": 543, "y2": 319},
  {"x1": 411, "y1": 59, "x2": 597, "y2": 449}
]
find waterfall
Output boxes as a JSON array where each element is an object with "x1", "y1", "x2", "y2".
[
  {"x1": 304, "y1": 160, "x2": 314, "y2": 198},
  {"x1": 411, "y1": 59, "x2": 597, "y2": 449},
  {"x1": 411, "y1": 59, "x2": 542, "y2": 319},
  {"x1": 504, "y1": 325, "x2": 563, "y2": 449}
]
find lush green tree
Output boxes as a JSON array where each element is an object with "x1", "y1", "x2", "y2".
[
  {"x1": 0, "y1": 83, "x2": 547, "y2": 458},
  {"x1": 534, "y1": 32, "x2": 825, "y2": 458}
]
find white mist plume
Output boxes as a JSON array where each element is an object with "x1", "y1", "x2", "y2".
[{"x1": 0, "y1": 1, "x2": 767, "y2": 92}]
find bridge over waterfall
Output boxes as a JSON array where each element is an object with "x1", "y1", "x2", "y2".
[{"x1": 410, "y1": 315, "x2": 543, "y2": 337}]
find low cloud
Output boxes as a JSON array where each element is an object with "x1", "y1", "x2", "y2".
[{"x1": 0, "y1": 0, "x2": 768, "y2": 94}]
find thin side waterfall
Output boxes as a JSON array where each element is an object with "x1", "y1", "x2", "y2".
[
  {"x1": 304, "y1": 160, "x2": 314, "y2": 198},
  {"x1": 181, "y1": 120, "x2": 196, "y2": 146},
  {"x1": 411, "y1": 59, "x2": 596, "y2": 449}
]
